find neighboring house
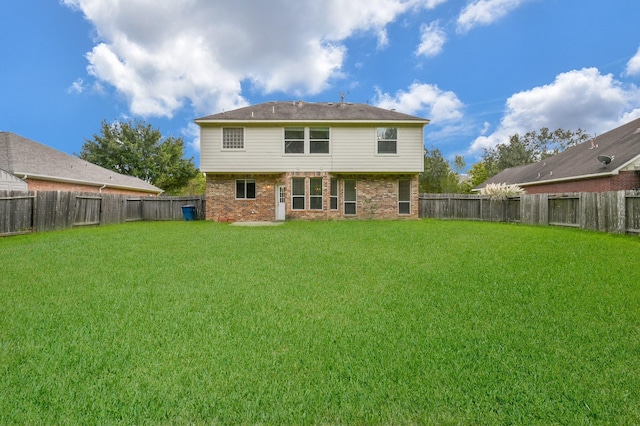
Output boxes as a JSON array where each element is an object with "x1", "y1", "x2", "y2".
[
  {"x1": 0, "y1": 167, "x2": 28, "y2": 191},
  {"x1": 0, "y1": 132, "x2": 163, "y2": 195},
  {"x1": 195, "y1": 100, "x2": 430, "y2": 222},
  {"x1": 476, "y1": 117, "x2": 640, "y2": 194}
]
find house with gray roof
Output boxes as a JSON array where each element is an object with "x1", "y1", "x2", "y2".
[
  {"x1": 476, "y1": 117, "x2": 640, "y2": 194},
  {"x1": 0, "y1": 132, "x2": 163, "y2": 195},
  {"x1": 195, "y1": 100, "x2": 430, "y2": 221}
]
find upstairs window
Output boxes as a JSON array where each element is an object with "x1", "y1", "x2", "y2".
[
  {"x1": 284, "y1": 128, "x2": 305, "y2": 154},
  {"x1": 284, "y1": 127, "x2": 331, "y2": 154},
  {"x1": 376, "y1": 127, "x2": 397, "y2": 154},
  {"x1": 223, "y1": 128, "x2": 244, "y2": 149},
  {"x1": 309, "y1": 127, "x2": 330, "y2": 154}
]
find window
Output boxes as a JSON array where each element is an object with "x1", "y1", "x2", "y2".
[
  {"x1": 344, "y1": 179, "x2": 356, "y2": 215},
  {"x1": 236, "y1": 179, "x2": 255, "y2": 199},
  {"x1": 310, "y1": 127, "x2": 330, "y2": 154},
  {"x1": 330, "y1": 178, "x2": 338, "y2": 210},
  {"x1": 398, "y1": 179, "x2": 411, "y2": 215},
  {"x1": 309, "y1": 178, "x2": 323, "y2": 210},
  {"x1": 284, "y1": 128, "x2": 305, "y2": 154},
  {"x1": 376, "y1": 127, "x2": 397, "y2": 154},
  {"x1": 292, "y1": 178, "x2": 305, "y2": 210},
  {"x1": 284, "y1": 127, "x2": 331, "y2": 154},
  {"x1": 223, "y1": 128, "x2": 244, "y2": 149}
]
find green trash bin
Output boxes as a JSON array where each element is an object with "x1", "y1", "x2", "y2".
[{"x1": 181, "y1": 205, "x2": 196, "y2": 221}]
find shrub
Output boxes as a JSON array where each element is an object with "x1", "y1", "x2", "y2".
[{"x1": 479, "y1": 182, "x2": 525, "y2": 200}]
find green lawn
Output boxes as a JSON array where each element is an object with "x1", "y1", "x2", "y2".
[{"x1": 1, "y1": 220, "x2": 639, "y2": 424}]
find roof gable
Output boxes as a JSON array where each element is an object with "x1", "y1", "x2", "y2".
[
  {"x1": 195, "y1": 101, "x2": 430, "y2": 123},
  {"x1": 0, "y1": 132, "x2": 162, "y2": 193},
  {"x1": 479, "y1": 117, "x2": 640, "y2": 188}
]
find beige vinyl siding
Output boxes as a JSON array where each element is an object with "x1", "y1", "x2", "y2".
[{"x1": 200, "y1": 123, "x2": 424, "y2": 173}]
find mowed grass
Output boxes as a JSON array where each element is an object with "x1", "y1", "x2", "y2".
[{"x1": 1, "y1": 220, "x2": 639, "y2": 424}]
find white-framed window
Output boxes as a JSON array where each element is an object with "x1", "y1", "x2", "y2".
[
  {"x1": 398, "y1": 179, "x2": 411, "y2": 215},
  {"x1": 236, "y1": 179, "x2": 255, "y2": 199},
  {"x1": 223, "y1": 128, "x2": 244, "y2": 149},
  {"x1": 330, "y1": 178, "x2": 339, "y2": 210},
  {"x1": 309, "y1": 177, "x2": 323, "y2": 210},
  {"x1": 292, "y1": 177, "x2": 305, "y2": 210},
  {"x1": 376, "y1": 127, "x2": 397, "y2": 154},
  {"x1": 284, "y1": 128, "x2": 305, "y2": 154},
  {"x1": 284, "y1": 127, "x2": 330, "y2": 154},
  {"x1": 344, "y1": 179, "x2": 357, "y2": 215},
  {"x1": 309, "y1": 127, "x2": 330, "y2": 154}
]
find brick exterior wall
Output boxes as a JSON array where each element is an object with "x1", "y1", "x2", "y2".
[
  {"x1": 206, "y1": 173, "x2": 419, "y2": 222},
  {"x1": 26, "y1": 179, "x2": 157, "y2": 196},
  {"x1": 524, "y1": 171, "x2": 640, "y2": 194}
]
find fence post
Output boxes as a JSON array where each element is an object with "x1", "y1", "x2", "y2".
[{"x1": 615, "y1": 190, "x2": 626, "y2": 234}]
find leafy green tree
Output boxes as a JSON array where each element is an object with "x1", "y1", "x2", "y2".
[
  {"x1": 480, "y1": 127, "x2": 591, "y2": 178},
  {"x1": 176, "y1": 172, "x2": 206, "y2": 195},
  {"x1": 420, "y1": 147, "x2": 462, "y2": 193},
  {"x1": 79, "y1": 119, "x2": 199, "y2": 194}
]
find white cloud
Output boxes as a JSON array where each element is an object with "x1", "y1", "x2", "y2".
[
  {"x1": 625, "y1": 46, "x2": 640, "y2": 76},
  {"x1": 374, "y1": 82, "x2": 464, "y2": 123},
  {"x1": 67, "y1": 78, "x2": 85, "y2": 94},
  {"x1": 470, "y1": 68, "x2": 640, "y2": 153},
  {"x1": 62, "y1": 0, "x2": 426, "y2": 118},
  {"x1": 415, "y1": 21, "x2": 446, "y2": 58},
  {"x1": 457, "y1": 0, "x2": 525, "y2": 33},
  {"x1": 182, "y1": 122, "x2": 201, "y2": 153}
]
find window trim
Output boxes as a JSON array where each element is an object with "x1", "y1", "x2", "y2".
[
  {"x1": 222, "y1": 127, "x2": 245, "y2": 150},
  {"x1": 330, "y1": 178, "x2": 339, "y2": 210},
  {"x1": 343, "y1": 179, "x2": 357, "y2": 215},
  {"x1": 284, "y1": 127, "x2": 305, "y2": 155},
  {"x1": 376, "y1": 127, "x2": 398, "y2": 155},
  {"x1": 291, "y1": 177, "x2": 306, "y2": 210},
  {"x1": 283, "y1": 127, "x2": 331, "y2": 155},
  {"x1": 309, "y1": 177, "x2": 323, "y2": 210},
  {"x1": 235, "y1": 179, "x2": 256, "y2": 200},
  {"x1": 398, "y1": 179, "x2": 411, "y2": 215}
]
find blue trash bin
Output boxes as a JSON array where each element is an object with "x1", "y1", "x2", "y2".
[{"x1": 181, "y1": 205, "x2": 196, "y2": 221}]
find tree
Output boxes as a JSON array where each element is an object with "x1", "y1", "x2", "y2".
[
  {"x1": 480, "y1": 127, "x2": 591, "y2": 178},
  {"x1": 79, "y1": 119, "x2": 199, "y2": 194},
  {"x1": 420, "y1": 147, "x2": 462, "y2": 193}
]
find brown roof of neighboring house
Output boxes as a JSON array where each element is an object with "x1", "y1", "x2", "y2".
[
  {"x1": 0, "y1": 132, "x2": 163, "y2": 194},
  {"x1": 195, "y1": 100, "x2": 430, "y2": 123},
  {"x1": 477, "y1": 117, "x2": 640, "y2": 189}
]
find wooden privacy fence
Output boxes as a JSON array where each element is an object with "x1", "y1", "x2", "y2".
[
  {"x1": 420, "y1": 191, "x2": 640, "y2": 235},
  {"x1": 0, "y1": 190, "x2": 205, "y2": 236}
]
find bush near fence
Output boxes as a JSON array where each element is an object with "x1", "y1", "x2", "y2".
[
  {"x1": 0, "y1": 190, "x2": 205, "y2": 236},
  {"x1": 420, "y1": 191, "x2": 640, "y2": 235}
]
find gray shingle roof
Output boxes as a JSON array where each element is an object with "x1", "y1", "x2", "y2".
[
  {"x1": 477, "y1": 117, "x2": 640, "y2": 189},
  {"x1": 195, "y1": 101, "x2": 430, "y2": 123},
  {"x1": 0, "y1": 132, "x2": 163, "y2": 194}
]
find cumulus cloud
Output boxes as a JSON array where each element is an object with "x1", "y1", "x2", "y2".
[
  {"x1": 374, "y1": 82, "x2": 464, "y2": 123},
  {"x1": 625, "y1": 46, "x2": 640, "y2": 76},
  {"x1": 415, "y1": 21, "x2": 447, "y2": 58},
  {"x1": 457, "y1": 0, "x2": 525, "y2": 33},
  {"x1": 470, "y1": 68, "x2": 640, "y2": 153},
  {"x1": 61, "y1": 0, "x2": 428, "y2": 117}
]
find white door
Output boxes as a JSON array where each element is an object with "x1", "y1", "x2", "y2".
[{"x1": 276, "y1": 185, "x2": 286, "y2": 221}]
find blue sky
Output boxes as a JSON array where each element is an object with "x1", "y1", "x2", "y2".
[{"x1": 2, "y1": 0, "x2": 640, "y2": 170}]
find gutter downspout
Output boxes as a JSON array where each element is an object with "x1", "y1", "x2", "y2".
[{"x1": 99, "y1": 184, "x2": 107, "y2": 193}]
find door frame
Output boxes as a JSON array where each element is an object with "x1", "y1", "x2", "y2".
[{"x1": 275, "y1": 185, "x2": 286, "y2": 221}]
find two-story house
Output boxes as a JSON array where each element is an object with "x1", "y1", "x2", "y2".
[{"x1": 195, "y1": 100, "x2": 430, "y2": 222}]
